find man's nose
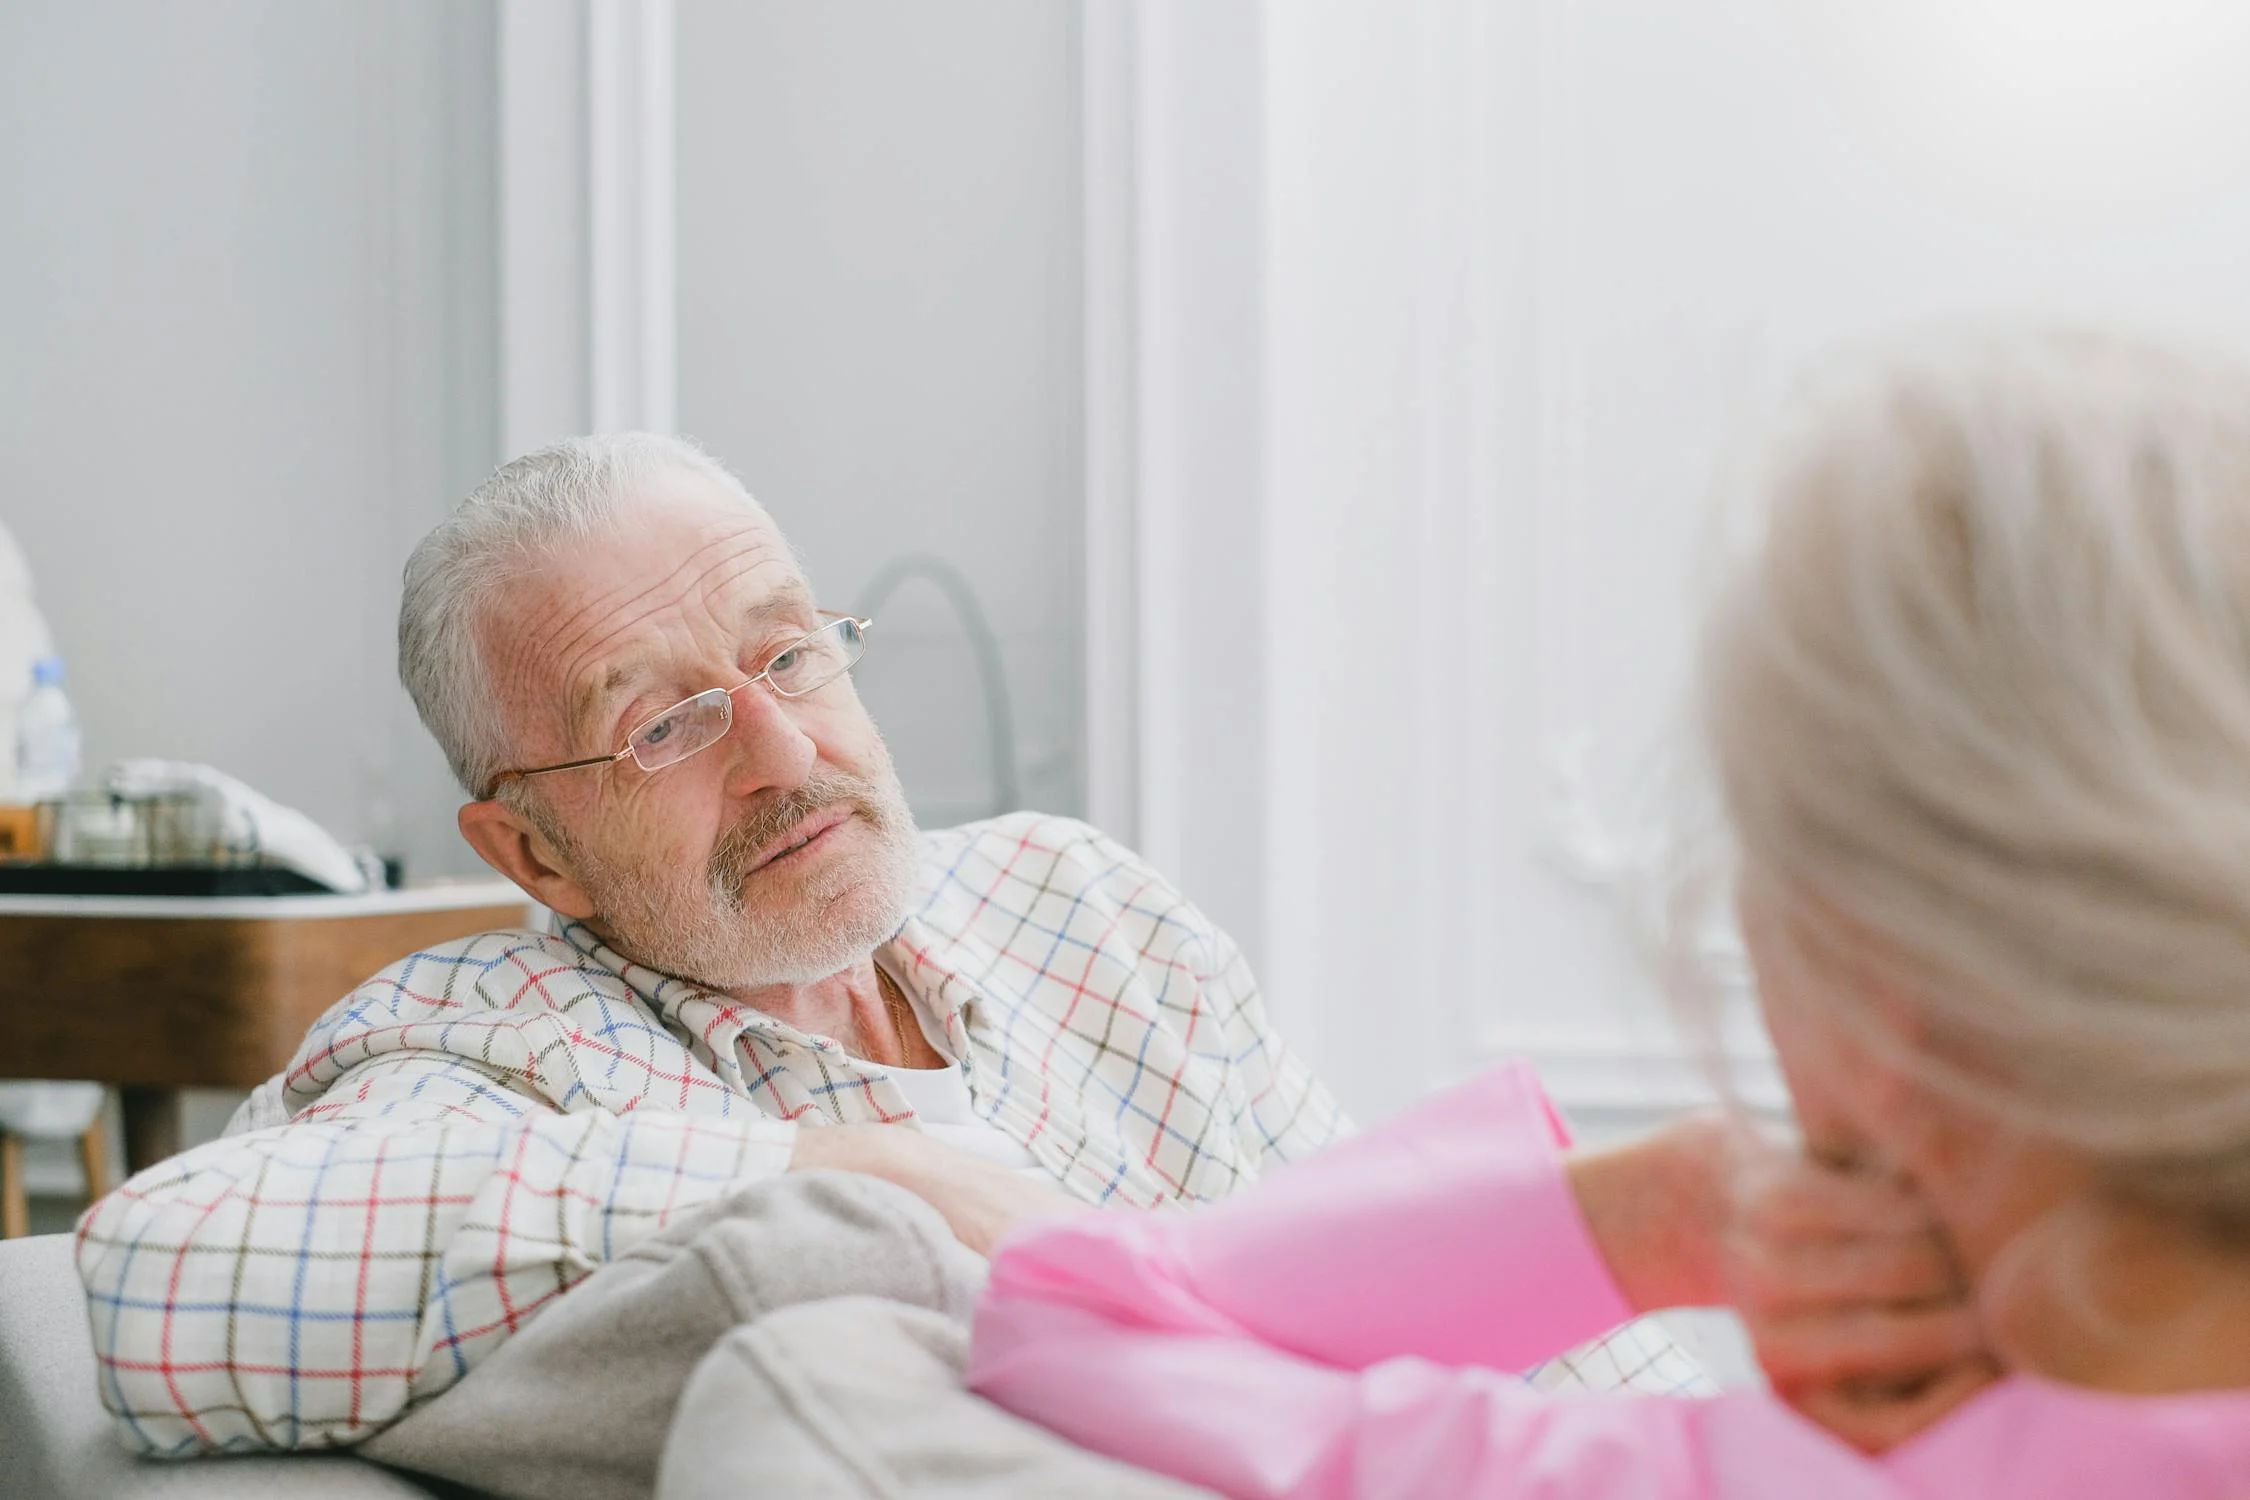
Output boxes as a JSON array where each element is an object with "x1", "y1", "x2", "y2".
[{"x1": 715, "y1": 679, "x2": 817, "y2": 796}]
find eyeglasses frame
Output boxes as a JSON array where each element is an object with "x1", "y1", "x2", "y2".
[{"x1": 481, "y1": 610, "x2": 873, "y2": 800}]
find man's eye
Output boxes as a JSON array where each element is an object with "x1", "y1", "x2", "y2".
[
  {"x1": 766, "y1": 647, "x2": 803, "y2": 677},
  {"x1": 639, "y1": 713, "x2": 680, "y2": 747}
]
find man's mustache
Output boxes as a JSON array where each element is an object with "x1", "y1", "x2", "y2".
[{"x1": 707, "y1": 769, "x2": 890, "y2": 892}]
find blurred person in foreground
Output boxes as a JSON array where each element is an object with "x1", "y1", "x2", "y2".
[
  {"x1": 970, "y1": 330, "x2": 2250, "y2": 1497},
  {"x1": 73, "y1": 434, "x2": 1706, "y2": 1461}
]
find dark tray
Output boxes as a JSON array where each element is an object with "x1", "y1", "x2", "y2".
[{"x1": 0, "y1": 864, "x2": 334, "y2": 897}]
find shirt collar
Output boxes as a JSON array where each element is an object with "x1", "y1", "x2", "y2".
[{"x1": 550, "y1": 912, "x2": 981, "y2": 1055}]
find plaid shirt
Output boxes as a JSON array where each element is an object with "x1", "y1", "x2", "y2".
[{"x1": 76, "y1": 813, "x2": 1701, "y2": 1458}]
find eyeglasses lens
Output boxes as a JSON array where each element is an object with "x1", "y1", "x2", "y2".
[
  {"x1": 767, "y1": 617, "x2": 864, "y2": 698},
  {"x1": 628, "y1": 688, "x2": 732, "y2": 772},
  {"x1": 621, "y1": 619, "x2": 866, "y2": 773}
]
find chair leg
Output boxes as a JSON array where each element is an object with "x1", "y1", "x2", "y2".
[
  {"x1": 79, "y1": 1116, "x2": 111, "y2": 1202},
  {"x1": 0, "y1": 1132, "x2": 27, "y2": 1240}
]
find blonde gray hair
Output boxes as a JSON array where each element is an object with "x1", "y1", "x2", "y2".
[
  {"x1": 1700, "y1": 329, "x2": 2250, "y2": 1236},
  {"x1": 399, "y1": 432, "x2": 763, "y2": 799}
]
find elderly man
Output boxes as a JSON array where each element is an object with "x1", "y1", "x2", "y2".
[{"x1": 76, "y1": 435, "x2": 1700, "y2": 1465}]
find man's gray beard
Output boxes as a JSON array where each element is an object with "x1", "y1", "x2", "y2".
[{"x1": 560, "y1": 760, "x2": 921, "y2": 992}]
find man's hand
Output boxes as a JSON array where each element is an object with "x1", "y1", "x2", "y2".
[{"x1": 789, "y1": 1123, "x2": 1077, "y2": 1256}]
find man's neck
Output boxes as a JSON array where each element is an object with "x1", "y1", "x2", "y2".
[
  {"x1": 576, "y1": 915, "x2": 946, "y2": 1068},
  {"x1": 722, "y1": 957, "x2": 944, "y2": 1069},
  {"x1": 728, "y1": 960, "x2": 879, "y2": 1046}
]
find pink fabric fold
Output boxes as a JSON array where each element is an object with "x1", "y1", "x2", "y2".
[{"x1": 1164, "y1": 1063, "x2": 1632, "y2": 1374}]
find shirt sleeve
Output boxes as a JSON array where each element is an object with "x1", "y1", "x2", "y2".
[
  {"x1": 1076, "y1": 821, "x2": 1351, "y2": 1171},
  {"x1": 74, "y1": 1048, "x2": 796, "y2": 1457},
  {"x1": 970, "y1": 1064, "x2": 1723, "y2": 1497},
  {"x1": 1198, "y1": 918, "x2": 1352, "y2": 1169}
]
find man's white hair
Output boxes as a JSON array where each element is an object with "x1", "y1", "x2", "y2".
[{"x1": 399, "y1": 432, "x2": 763, "y2": 799}]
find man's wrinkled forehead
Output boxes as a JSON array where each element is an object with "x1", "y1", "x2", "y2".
[
  {"x1": 486, "y1": 478, "x2": 810, "y2": 752},
  {"x1": 562, "y1": 572, "x2": 815, "y2": 741}
]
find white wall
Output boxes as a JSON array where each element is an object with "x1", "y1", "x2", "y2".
[
  {"x1": 1493, "y1": 0, "x2": 2250, "y2": 1132},
  {"x1": 1104, "y1": 0, "x2": 2250, "y2": 1127},
  {"x1": 0, "y1": 0, "x2": 499, "y2": 882},
  {"x1": 674, "y1": 0, "x2": 1084, "y2": 827}
]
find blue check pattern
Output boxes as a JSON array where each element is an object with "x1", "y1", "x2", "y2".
[{"x1": 74, "y1": 813, "x2": 1703, "y2": 1458}]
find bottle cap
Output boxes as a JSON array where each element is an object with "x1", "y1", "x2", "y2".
[{"x1": 31, "y1": 656, "x2": 63, "y2": 687}]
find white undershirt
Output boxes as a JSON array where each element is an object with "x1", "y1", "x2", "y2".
[{"x1": 856, "y1": 965, "x2": 1042, "y2": 1175}]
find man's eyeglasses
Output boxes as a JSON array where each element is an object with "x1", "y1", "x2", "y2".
[{"x1": 483, "y1": 612, "x2": 872, "y2": 799}]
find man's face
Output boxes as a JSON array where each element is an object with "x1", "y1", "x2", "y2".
[{"x1": 482, "y1": 471, "x2": 919, "y2": 990}]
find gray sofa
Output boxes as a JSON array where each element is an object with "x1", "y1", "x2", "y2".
[{"x1": 0, "y1": 1233, "x2": 433, "y2": 1499}]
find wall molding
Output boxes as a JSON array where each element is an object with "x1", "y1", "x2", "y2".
[
  {"x1": 497, "y1": 0, "x2": 675, "y2": 454},
  {"x1": 1476, "y1": 1030, "x2": 1787, "y2": 1122},
  {"x1": 1080, "y1": 1, "x2": 1141, "y2": 849},
  {"x1": 1079, "y1": 2, "x2": 1273, "y2": 977},
  {"x1": 587, "y1": 0, "x2": 675, "y2": 435},
  {"x1": 1528, "y1": 0, "x2": 1605, "y2": 888},
  {"x1": 498, "y1": 0, "x2": 591, "y2": 454}
]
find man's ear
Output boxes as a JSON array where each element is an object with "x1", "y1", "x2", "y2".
[{"x1": 458, "y1": 798, "x2": 598, "y2": 920}]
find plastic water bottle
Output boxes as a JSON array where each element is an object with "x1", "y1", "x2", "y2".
[{"x1": 15, "y1": 656, "x2": 82, "y2": 801}]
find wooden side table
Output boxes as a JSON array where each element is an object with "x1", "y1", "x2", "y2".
[
  {"x1": 0, "y1": 882, "x2": 534, "y2": 1178},
  {"x1": 0, "y1": 1119, "x2": 107, "y2": 1239}
]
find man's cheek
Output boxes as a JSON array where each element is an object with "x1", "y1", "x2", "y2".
[{"x1": 805, "y1": 702, "x2": 888, "y2": 771}]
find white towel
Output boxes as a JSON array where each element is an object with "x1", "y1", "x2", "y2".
[{"x1": 102, "y1": 759, "x2": 373, "y2": 894}]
